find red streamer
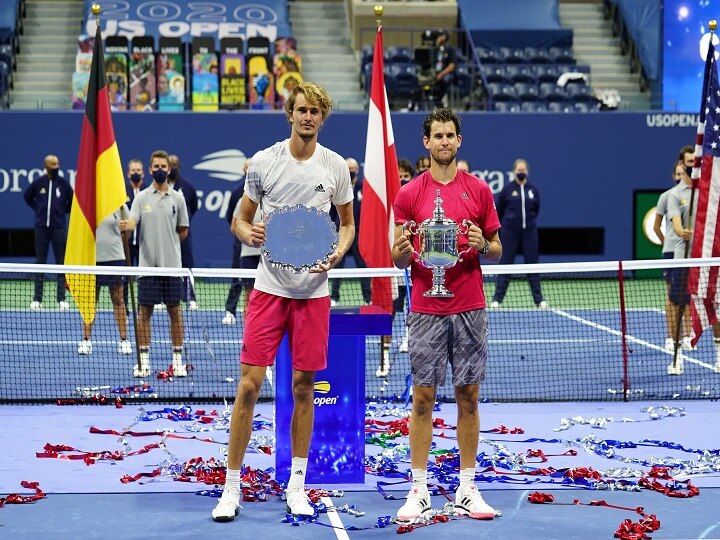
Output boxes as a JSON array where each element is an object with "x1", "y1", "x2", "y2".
[{"x1": 0, "y1": 481, "x2": 45, "y2": 507}]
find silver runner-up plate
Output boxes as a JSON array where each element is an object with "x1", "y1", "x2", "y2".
[{"x1": 262, "y1": 205, "x2": 339, "y2": 273}]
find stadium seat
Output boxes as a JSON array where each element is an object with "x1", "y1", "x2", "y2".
[
  {"x1": 506, "y1": 65, "x2": 537, "y2": 84},
  {"x1": 452, "y1": 46, "x2": 467, "y2": 65},
  {"x1": 487, "y1": 82, "x2": 516, "y2": 102},
  {"x1": 482, "y1": 65, "x2": 510, "y2": 84},
  {"x1": 549, "y1": 47, "x2": 576, "y2": 65},
  {"x1": 387, "y1": 62, "x2": 418, "y2": 99},
  {"x1": 477, "y1": 47, "x2": 501, "y2": 64},
  {"x1": 0, "y1": 43, "x2": 14, "y2": 72},
  {"x1": 565, "y1": 84, "x2": 595, "y2": 103},
  {"x1": 573, "y1": 101, "x2": 600, "y2": 113},
  {"x1": 539, "y1": 82, "x2": 567, "y2": 103},
  {"x1": 499, "y1": 47, "x2": 526, "y2": 64},
  {"x1": 535, "y1": 65, "x2": 561, "y2": 83},
  {"x1": 547, "y1": 101, "x2": 573, "y2": 113},
  {"x1": 492, "y1": 100, "x2": 521, "y2": 112},
  {"x1": 524, "y1": 47, "x2": 551, "y2": 64},
  {"x1": 385, "y1": 45, "x2": 414, "y2": 64},
  {"x1": 362, "y1": 62, "x2": 373, "y2": 91},
  {"x1": 521, "y1": 101, "x2": 548, "y2": 112},
  {"x1": 361, "y1": 44, "x2": 373, "y2": 70},
  {"x1": 453, "y1": 64, "x2": 472, "y2": 97},
  {"x1": 514, "y1": 82, "x2": 539, "y2": 101},
  {"x1": 0, "y1": 60, "x2": 9, "y2": 109}
]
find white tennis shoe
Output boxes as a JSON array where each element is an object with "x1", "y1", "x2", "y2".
[
  {"x1": 396, "y1": 486, "x2": 431, "y2": 521},
  {"x1": 454, "y1": 485, "x2": 495, "y2": 519},
  {"x1": 77, "y1": 339, "x2": 93, "y2": 355},
  {"x1": 222, "y1": 311, "x2": 236, "y2": 325},
  {"x1": 285, "y1": 487, "x2": 314, "y2": 516},
  {"x1": 211, "y1": 486, "x2": 242, "y2": 522},
  {"x1": 172, "y1": 352, "x2": 188, "y2": 377},
  {"x1": 119, "y1": 339, "x2": 132, "y2": 355}
]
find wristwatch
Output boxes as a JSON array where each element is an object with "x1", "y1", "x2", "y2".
[{"x1": 480, "y1": 239, "x2": 490, "y2": 255}]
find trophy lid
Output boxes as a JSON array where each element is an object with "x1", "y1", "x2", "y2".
[{"x1": 432, "y1": 189, "x2": 446, "y2": 222}]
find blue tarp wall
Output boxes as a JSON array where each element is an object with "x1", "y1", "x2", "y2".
[
  {"x1": 609, "y1": 0, "x2": 662, "y2": 81},
  {"x1": 458, "y1": 0, "x2": 572, "y2": 48},
  {"x1": 0, "y1": 111, "x2": 696, "y2": 266}
]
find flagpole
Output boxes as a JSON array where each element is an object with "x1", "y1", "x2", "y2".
[
  {"x1": 92, "y1": 2, "x2": 141, "y2": 373},
  {"x1": 672, "y1": 19, "x2": 717, "y2": 369}
]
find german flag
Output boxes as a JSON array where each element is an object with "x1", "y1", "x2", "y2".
[{"x1": 65, "y1": 25, "x2": 126, "y2": 325}]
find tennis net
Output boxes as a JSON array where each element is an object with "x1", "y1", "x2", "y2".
[{"x1": 1, "y1": 258, "x2": 719, "y2": 403}]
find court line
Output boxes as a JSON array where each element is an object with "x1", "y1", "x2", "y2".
[
  {"x1": 490, "y1": 338, "x2": 621, "y2": 344},
  {"x1": 552, "y1": 308, "x2": 717, "y2": 371},
  {"x1": 321, "y1": 496, "x2": 350, "y2": 540},
  {"x1": 0, "y1": 339, "x2": 242, "y2": 346}
]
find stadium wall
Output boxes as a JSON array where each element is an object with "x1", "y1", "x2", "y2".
[{"x1": 0, "y1": 111, "x2": 696, "y2": 265}]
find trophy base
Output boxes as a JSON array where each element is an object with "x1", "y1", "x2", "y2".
[{"x1": 423, "y1": 286, "x2": 454, "y2": 298}]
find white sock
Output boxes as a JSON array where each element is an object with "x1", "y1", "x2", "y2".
[
  {"x1": 286, "y1": 457, "x2": 308, "y2": 491},
  {"x1": 225, "y1": 468, "x2": 241, "y2": 493},
  {"x1": 459, "y1": 468, "x2": 475, "y2": 492},
  {"x1": 411, "y1": 468, "x2": 427, "y2": 490}
]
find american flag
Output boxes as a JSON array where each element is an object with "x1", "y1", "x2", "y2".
[{"x1": 688, "y1": 39, "x2": 720, "y2": 346}]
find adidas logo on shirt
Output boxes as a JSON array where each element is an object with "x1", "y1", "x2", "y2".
[{"x1": 315, "y1": 184, "x2": 325, "y2": 192}]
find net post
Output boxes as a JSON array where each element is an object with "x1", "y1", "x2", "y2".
[
  {"x1": 120, "y1": 207, "x2": 141, "y2": 373},
  {"x1": 617, "y1": 260, "x2": 630, "y2": 402}
]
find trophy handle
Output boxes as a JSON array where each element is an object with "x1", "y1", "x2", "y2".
[
  {"x1": 457, "y1": 219, "x2": 473, "y2": 261},
  {"x1": 402, "y1": 220, "x2": 423, "y2": 261}
]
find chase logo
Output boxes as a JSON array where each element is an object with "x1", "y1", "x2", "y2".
[
  {"x1": 192, "y1": 149, "x2": 248, "y2": 182},
  {"x1": 313, "y1": 380, "x2": 338, "y2": 407}
]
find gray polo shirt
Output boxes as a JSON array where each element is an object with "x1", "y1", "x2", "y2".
[
  {"x1": 666, "y1": 181, "x2": 696, "y2": 259},
  {"x1": 130, "y1": 187, "x2": 189, "y2": 268},
  {"x1": 655, "y1": 188, "x2": 680, "y2": 255},
  {"x1": 232, "y1": 197, "x2": 262, "y2": 257},
  {"x1": 96, "y1": 205, "x2": 128, "y2": 262}
]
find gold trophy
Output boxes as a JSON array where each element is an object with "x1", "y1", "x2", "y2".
[{"x1": 402, "y1": 190, "x2": 472, "y2": 297}]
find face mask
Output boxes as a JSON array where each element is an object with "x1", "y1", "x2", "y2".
[
  {"x1": 153, "y1": 169, "x2": 168, "y2": 184},
  {"x1": 516, "y1": 172, "x2": 527, "y2": 181},
  {"x1": 48, "y1": 167, "x2": 59, "y2": 179},
  {"x1": 685, "y1": 165, "x2": 693, "y2": 178},
  {"x1": 168, "y1": 167, "x2": 178, "y2": 181},
  {"x1": 130, "y1": 173, "x2": 142, "y2": 184}
]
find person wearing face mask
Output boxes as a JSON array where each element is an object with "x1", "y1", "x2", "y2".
[
  {"x1": 119, "y1": 150, "x2": 190, "y2": 378},
  {"x1": 222, "y1": 158, "x2": 260, "y2": 325},
  {"x1": 23, "y1": 154, "x2": 74, "y2": 311},
  {"x1": 125, "y1": 158, "x2": 146, "y2": 266},
  {"x1": 378, "y1": 158, "x2": 415, "y2": 376},
  {"x1": 491, "y1": 158, "x2": 546, "y2": 309},
  {"x1": 329, "y1": 157, "x2": 371, "y2": 307},
  {"x1": 654, "y1": 159, "x2": 694, "y2": 355},
  {"x1": 167, "y1": 155, "x2": 200, "y2": 310}
]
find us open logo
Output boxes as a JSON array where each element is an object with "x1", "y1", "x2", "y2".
[{"x1": 313, "y1": 380, "x2": 338, "y2": 407}]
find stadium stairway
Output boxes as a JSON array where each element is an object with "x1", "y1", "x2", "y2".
[
  {"x1": 10, "y1": 0, "x2": 81, "y2": 110},
  {"x1": 289, "y1": 0, "x2": 366, "y2": 111},
  {"x1": 559, "y1": 1, "x2": 650, "y2": 110}
]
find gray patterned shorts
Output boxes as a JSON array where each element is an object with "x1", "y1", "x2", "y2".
[{"x1": 406, "y1": 309, "x2": 488, "y2": 387}]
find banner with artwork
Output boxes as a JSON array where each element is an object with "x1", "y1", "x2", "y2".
[
  {"x1": 129, "y1": 36, "x2": 155, "y2": 110},
  {"x1": 219, "y1": 37, "x2": 245, "y2": 110},
  {"x1": 191, "y1": 37, "x2": 219, "y2": 111},
  {"x1": 105, "y1": 36, "x2": 128, "y2": 111},
  {"x1": 273, "y1": 37, "x2": 302, "y2": 108},
  {"x1": 247, "y1": 37, "x2": 273, "y2": 109},
  {"x1": 157, "y1": 37, "x2": 184, "y2": 111}
]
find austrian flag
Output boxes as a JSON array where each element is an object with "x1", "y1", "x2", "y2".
[{"x1": 358, "y1": 25, "x2": 401, "y2": 314}]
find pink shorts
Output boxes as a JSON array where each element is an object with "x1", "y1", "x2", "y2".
[{"x1": 240, "y1": 290, "x2": 330, "y2": 371}]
